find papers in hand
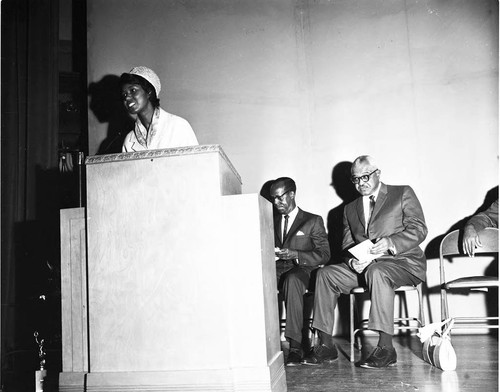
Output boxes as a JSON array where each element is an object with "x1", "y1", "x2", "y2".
[{"x1": 348, "y1": 239, "x2": 383, "y2": 262}]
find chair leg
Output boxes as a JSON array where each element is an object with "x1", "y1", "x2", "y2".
[
  {"x1": 403, "y1": 292, "x2": 410, "y2": 328},
  {"x1": 397, "y1": 291, "x2": 410, "y2": 329},
  {"x1": 441, "y1": 288, "x2": 449, "y2": 321},
  {"x1": 417, "y1": 283, "x2": 425, "y2": 326},
  {"x1": 350, "y1": 293, "x2": 355, "y2": 362}
]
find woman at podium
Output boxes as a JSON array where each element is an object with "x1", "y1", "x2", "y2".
[{"x1": 120, "y1": 66, "x2": 199, "y2": 151}]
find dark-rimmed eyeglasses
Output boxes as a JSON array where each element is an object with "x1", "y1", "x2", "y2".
[
  {"x1": 351, "y1": 169, "x2": 378, "y2": 184},
  {"x1": 271, "y1": 189, "x2": 291, "y2": 202}
]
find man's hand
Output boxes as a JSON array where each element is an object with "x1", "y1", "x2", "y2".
[
  {"x1": 463, "y1": 225, "x2": 482, "y2": 257},
  {"x1": 275, "y1": 248, "x2": 299, "y2": 260},
  {"x1": 351, "y1": 258, "x2": 373, "y2": 274},
  {"x1": 370, "y1": 237, "x2": 391, "y2": 255}
]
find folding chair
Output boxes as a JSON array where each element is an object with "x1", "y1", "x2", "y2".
[
  {"x1": 349, "y1": 283, "x2": 425, "y2": 362},
  {"x1": 439, "y1": 227, "x2": 499, "y2": 329}
]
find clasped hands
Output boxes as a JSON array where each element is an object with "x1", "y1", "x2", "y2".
[
  {"x1": 275, "y1": 247, "x2": 299, "y2": 261},
  {"x1": 350, "y1": 237, "x2": 392, "y2": 274}
]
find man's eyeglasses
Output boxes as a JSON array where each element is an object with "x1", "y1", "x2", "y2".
[
  {"x1": 271, "y1": 189, "x2": 291, "y2": 202},
  {"x1": 351, "y1": 169, "x2": 378, "y2": 184}
]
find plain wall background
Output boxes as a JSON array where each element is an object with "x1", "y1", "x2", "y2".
[{"x1": 87, "y1": 0, "x2": 498, "y2": 326}]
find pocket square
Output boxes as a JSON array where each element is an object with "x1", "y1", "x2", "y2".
[{"x1": 296, "y1": 231, "x2": 305, "y2": 236}]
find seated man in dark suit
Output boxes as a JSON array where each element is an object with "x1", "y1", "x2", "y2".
[
  {"x1": 463, "y1": 198, "x2": 498, "y2": 257},
  {"x1": 270, "y1": 177, "x2": 330, "y2": 366},
  {"x1": 303, "y1": 155, "x2": 427, "y2": 368}
]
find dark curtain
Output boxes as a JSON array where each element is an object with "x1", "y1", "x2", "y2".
[{"x1": 1, "y1": 0, "x2": 60, "y2": 390}]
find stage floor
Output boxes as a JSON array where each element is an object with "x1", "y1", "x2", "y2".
[{"x1": 285, "y1": 334, "x2": 498, "y2": 392}]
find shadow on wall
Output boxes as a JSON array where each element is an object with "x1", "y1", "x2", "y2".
[
  {"x1": 260, "y1": 179, "x2": 280, "y2": 218},
  {"x1": 88, "y1": 74, "x2": 134, "y2": 155},
  {"x1": 327, "y1": 161, "x2": 359, "y2": 265},
  {"x1": 260, "y1": 179, "x2": 275, "y2": 202}
]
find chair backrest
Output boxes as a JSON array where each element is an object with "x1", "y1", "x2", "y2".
[
  {"x1": 439, "y1": 227, "x2": 499, "y2": 258},
  {"x1": 439, "y1": 227, "x2": 498, "y2": 285}
]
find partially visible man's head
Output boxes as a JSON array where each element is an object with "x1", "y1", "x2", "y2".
[
  {"x1": 270, "y1": 177, "x2": 297, "y2": 215},
  {"x1": 351, "y1": 155, "x2": 381, "y2": 196}
]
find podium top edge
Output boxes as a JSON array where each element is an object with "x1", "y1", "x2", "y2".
[{"x1": 85, "y1": 144, "x2": 241, "y2": 183}]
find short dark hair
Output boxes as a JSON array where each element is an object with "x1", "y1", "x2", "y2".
[
  {"x1": 120, "y1": 73, "x2": 160, "y2": 108},
  {"x1": 271, "y1": 177, "x2": 296, "y2": 193}
]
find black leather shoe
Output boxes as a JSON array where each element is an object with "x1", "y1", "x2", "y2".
[
  {"x1": 358, "y1": 346, "x2": 397, "y2": 369},
  {"x1": 286, "y1": 349, "x2": 302, "y2": 366},
  {"x1": 301, "y1": 344, "x2": 338, "y2": 365}
]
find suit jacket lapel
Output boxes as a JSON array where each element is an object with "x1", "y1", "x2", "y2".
[
  {"x1": 284, "y1": 208, "x2": 306, "y2": 245},
  {"x1": 370, "y1": 183, "x2": 387, "y2": 223},
  {"x1": 355, "y1": 198, "x2": 366, "y2": 233}
]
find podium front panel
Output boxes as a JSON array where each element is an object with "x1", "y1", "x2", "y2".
[{"x1": 74, "y1": 145, "x2": 286, "y2": 390}]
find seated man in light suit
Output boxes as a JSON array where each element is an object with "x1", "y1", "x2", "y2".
[
  {"x1": 270, "y1": 177, "x2": 330, "y2": 366},
  {"x1": 303, "y1": 156, "x2": 427, "y2": 368}
]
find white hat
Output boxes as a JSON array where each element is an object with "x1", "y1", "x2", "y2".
[{"x1": 128, "y1": 66, "x2": 161, "y2": 96}]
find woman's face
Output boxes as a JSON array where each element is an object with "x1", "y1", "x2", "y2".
[{"x1": 121, "y1": 83, "x2": 152, "y2": 115}]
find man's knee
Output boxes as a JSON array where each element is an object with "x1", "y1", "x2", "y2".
[
  {"x1": 366, "y1": 262, "x2": 385, "y2": 277},
  {"x1": 365, "y1": 263, "x2": 394, "y2": 288},
  {"x1": 317, "y1": 265, "x2": 337, "y2": 280},
  {"x1": 316, "y1": 264, "x2": 344, "y2": 285},
  {"x1": 284, "y1": 270, "x2": 308, "y2": 291}
]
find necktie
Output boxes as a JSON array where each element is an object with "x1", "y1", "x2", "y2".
[
  {"x1": 367, "y1": 195, "x2": 376, "y2": 233},
  {"x1": 283, "y1": 215, "x2": 289, "y2": 244}
]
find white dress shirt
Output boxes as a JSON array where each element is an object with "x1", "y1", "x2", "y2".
[{"x1": 281, "y1": 206, "x2": 299, "y2": 241}]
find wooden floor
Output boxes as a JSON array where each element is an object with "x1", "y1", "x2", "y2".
[{"x1": 284, "y1": 333, "x2": 498, "y2": 392}]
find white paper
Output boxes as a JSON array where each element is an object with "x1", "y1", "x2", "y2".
[{"x1": 348, "y1": 239, "x2": 383, "y2": 262}]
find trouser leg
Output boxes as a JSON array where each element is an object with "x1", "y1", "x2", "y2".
[
  {"x1": 312, "y1": 263, "x2": 359, "y2": 335},
  {"x1": 365, "y1": 261, "x2": 421, "y2": 335},
  {"x1": 282, "y1": 267, "x2": 310, "y2": 344}
]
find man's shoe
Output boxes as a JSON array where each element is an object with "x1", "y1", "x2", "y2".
[
  {"x1": 301, "y1": 344, "x2": 338, "y2": 365},
  {"x1": 357, "y1": 346, "x2": 397, "y2": 369},
  {"x1": 285, "y1": 349, "x2": 302, "y2": 366}
]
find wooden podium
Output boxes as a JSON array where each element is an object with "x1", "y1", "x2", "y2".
[{"x1": 59, "y1": 145, "x2": 286, "y2": 391}]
